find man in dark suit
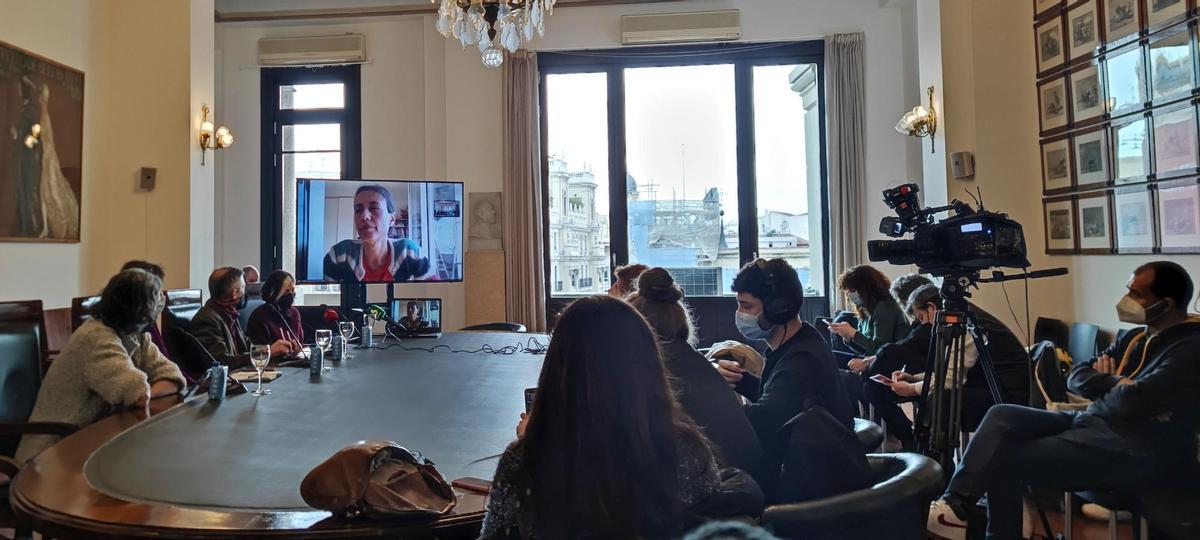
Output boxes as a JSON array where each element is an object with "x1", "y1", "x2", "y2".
[{"x1": 192, "y1": 267, "x2": 293, "y2": 369}]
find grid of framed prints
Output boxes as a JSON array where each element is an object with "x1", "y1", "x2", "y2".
[{"x1": 1035, "y1": 1, "x2": 1200, "y2": 254}]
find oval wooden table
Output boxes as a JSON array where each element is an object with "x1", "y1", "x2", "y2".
[{"x1": 11, "y1": 332, "x2": 546, "y2": 539}]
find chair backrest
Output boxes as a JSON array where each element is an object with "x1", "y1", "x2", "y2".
[
  {"x1": 70, "y1": 294, "x2": 102, "y2": 331},
  {"x1": 1068, "y1": 322, "x2": 1101, "y2": 364},
  {"x1": 1033, "y1": 317, "x2": 1069, "y2": 349},
  {"x1": 0, "y1": 300, "x2": 47, "y2": 457},
  {"x1": 238, "y1": 297, "x2": 265, "y2": 332},
  {"x1": 811, "y1": 316, "x2": 832, "y2": 346},
  {"x1": 161, "y1": 289, "x2": 203, "y2": 373},
  {"x1": 460, "y1": 322, "x2": 527, "y2": 332}
]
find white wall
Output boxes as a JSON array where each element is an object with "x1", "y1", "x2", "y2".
[{"x1": 216, "y1": 0, "x2": 923, "y2": 327}]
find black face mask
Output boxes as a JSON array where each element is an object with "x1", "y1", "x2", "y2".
[
  {"x1": 235, "y1": 293, "x2": 249, "y2": 310},
  {"x1": 277, "y1": 293, "x2": 296, "y2": 311}
]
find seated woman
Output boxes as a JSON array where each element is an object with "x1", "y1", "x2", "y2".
[
  {"x1": 323, "y1": 184, "x2": 435, "y2": 283},
  {"x1": 608, "y1": 263, "x2": 648, "y2": 298},
  {"x1": 830, "y1": 264, "x2": 910, "y2": 358},
  {"x1": 15, "y1": 269, "x2": 187, "y2": 462},
  {"x1": 628, "y1": 268, "x2": 765, "y2": 481},
  {"x1": 246, "y1": 269, "x2": 305, "y2": 348},
  {"x1": 120, "y1": 260, "x2": 175, "y2": 363},
  {"x1": 481, "y1": 295, "x2": 722, "y2": 539}
]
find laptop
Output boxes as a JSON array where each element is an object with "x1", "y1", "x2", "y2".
[{"x1": 390, "y1": 298, "x2": 442, "y2": 338}]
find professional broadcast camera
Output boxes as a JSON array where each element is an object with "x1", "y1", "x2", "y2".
[{"x1": 867, "y1": 183, "x2": 1030, "y2": 277}]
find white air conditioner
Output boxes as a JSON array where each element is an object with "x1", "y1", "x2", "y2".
[
  {"x1": 621, "y1": 10, "x2": 741, "y2": 46},
  {"x1": 258, "y1": 34, "x2": 366, "y2": 67}
]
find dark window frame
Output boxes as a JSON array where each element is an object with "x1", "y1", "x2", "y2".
[
  {"x1": 538, "y1": 41, "x2": 831, "y2": 335},
  {"x1": 259, "y1": 65, "x2": 362, "y2": 271}
]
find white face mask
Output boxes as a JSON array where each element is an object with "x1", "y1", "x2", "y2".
[
  {"x1": 848, "y1": 292, "x2": 863, "y2": 306},
  {"x1": 735, "y1": 311, "x2": 772, "y2": 342},
  {"x1": 1116, "y1": 294, "x2": 1168, "y2": 325}
]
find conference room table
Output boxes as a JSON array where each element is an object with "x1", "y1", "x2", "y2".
[{"x1": 10, "y1": 332, "x2": 547, "y2": 539}]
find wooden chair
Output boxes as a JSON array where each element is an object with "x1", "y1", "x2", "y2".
[
  {"x1": 69, "y1": 295, "x2": 101, "y2": 331},
  {"x1": 0, "y1": 300, "x2": 76, "y2": 540}
]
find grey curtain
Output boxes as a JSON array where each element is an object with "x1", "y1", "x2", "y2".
[
  {"x1": 825, "y1": 33, "x2": 866, "y2": 311},
  {"x1": 502, "y1": 52, "x2": 548, "y2": 332}
]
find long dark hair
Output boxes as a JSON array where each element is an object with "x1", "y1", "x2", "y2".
[
  {"x1": 518, "y1": 295, "x2": 705, "y2": 538},
  {"x1": 837, "y1": 264, "x2": 894, "y2": 318},
  {"x1": 94, "y1": 269, "x2": 163, "y2": 335}
]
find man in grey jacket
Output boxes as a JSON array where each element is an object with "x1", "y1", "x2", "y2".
[{"x1": 191, "y1": 267, "x2": 294, "y2": 370}]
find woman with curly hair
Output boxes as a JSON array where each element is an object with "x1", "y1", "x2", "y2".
[{"x1": 829, "y1": 264, "x2": 910, "y2": 357}]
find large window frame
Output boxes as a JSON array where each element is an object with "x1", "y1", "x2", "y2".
[
  {"x1": 539, "y1": 42, "x2": 831, "y2": 335},
  {"x1": 259, "y1": 65, "x2": 362, "y2": 271}
]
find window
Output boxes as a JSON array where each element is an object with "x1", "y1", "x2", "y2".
[
  {"x1": 261, "y1": 65, "x2": 361, "y2": 294},
  {"x1": 541, "y1": 42, "x2": 828, "y2": 301}
]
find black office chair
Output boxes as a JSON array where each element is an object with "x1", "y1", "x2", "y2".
[
  {"x1": 853, "y1": 418, "x2": 885, "y2": 453},
  {"x1": 1068, "y1": 322, "x2": 1102, "y2": 365},
  {"x1": 0, "y1": 300, "x2": 76, "y2": 540},
  {"x1": 69, "y1": 295, "x2": 101, "y2": 331},
  {"x1": 1033, "y1": 317, "x2": 1070, "y2": 349},
  {"x1": 161, "y1": 289, "x2": 204, "y2": 377},
  {"x1": 761, "y1": 453, "x2": 944, "y2": 540},
  {"x1": 238, "y1": 297, "x2": 265, "y2": 332},
  {"x1": 461, "y1": 322, "x2": 527, "y2": 333}
]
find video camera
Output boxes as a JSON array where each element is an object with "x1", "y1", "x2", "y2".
[{"x1": 867, "y1": 183, "x2": 1031, "y2": 277}]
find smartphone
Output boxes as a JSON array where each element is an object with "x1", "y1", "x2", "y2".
[
  {"x1": 451, "y1": 477, "x2": 493, "y2": 494},
  {"x1": 870, "y1": 373, "x2": 895, "y2": 386},
  {"x1": 524, "y1": 387, "x2": 537, "y2": 413}
]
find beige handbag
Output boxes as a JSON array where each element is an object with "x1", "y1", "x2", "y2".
[{"x1": 300, "y1": 441, "x2": 457, "y2": 519}]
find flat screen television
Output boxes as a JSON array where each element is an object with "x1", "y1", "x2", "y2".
[{"x1": 296, "y1": 179, "x2": 464, "y2": 284}]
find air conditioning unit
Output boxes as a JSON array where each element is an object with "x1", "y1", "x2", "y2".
[
  {"x1": 621, "y1": 10, "x2": 741, "y2": 46},
  {"x1": 258, "y1": 34, "x2": 366, "y2": 67}
]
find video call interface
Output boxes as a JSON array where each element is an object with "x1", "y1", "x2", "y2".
[{"x1": 390, "y1": 299, "x2": 442, "y2": 332}]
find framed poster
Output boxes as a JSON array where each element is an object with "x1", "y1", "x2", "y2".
[
  {"x1": 1073, "y1": 125, "x2": 1113, "y2": 190},
  {"x1": 1068, "y1": 0, "x2": 1104, "y2": 61},
  {"x1": 1039, "y1": 76, "x2": 1071, "y2": 135},
  {"x1": 1114, "y1": 185, "x2": 1157, "y2": 252},
  {"x1": 1112, "y1": 115, "x2": 1152, "y2": 183},
  {"x1": 1145, "y1": 0, "x2": 1190, "y2": 29},
  {"x1": 1105, "y1": 43, "x2": 1148, "y2": 118},
  {"x1": 1152, "y1": 103, "x2": 1199, "y2": 179},
  {"x1": 1155, "y1": 178, "x2": 1200, "y2": 252},
  {"x1": 1076, "y1": 190, "x2": 1116, "y2": 253},
  {"x1": 1148, "y1": 25, "x2": 1196, "y2": 105},
  {"x1": 1036, "y1": 16, "x2": 1068, "y2": 76},
  {"x1": 1105, "y1": 0, "x2": 1143, "y2": 45},
  {"x1": 1044, "y1": 196, "x2": 1078, "y2": 254},
  {"x1": 1043, "y1": 135, "x2": 1075, "y2": 194},
  {"x1": 0, "y1": 40, "x2": 83, "y2": 243},
  {"x1": 1070, "y1": 61, "x2": 1107, "y2": 126},
  {"x1": 1036, "y1": 0, "x2": 1065, "y2": 20}
]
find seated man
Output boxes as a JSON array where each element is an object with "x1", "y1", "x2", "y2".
[
  {"x1": 715, "y1": 258, "x2": 854, "y2": 451},
  {"x1": 928, "y1": 261, "x2": 1200, "y2": 539},
  {"x1": 192, "y1": 267, "x2": 294, "y2": 370}
]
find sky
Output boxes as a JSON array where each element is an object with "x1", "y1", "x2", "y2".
[{"x1": 544, "y1": 63, "x2": 812, "y2": 222}]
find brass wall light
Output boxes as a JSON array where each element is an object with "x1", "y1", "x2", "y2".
[
  {"x1": 896, "y1": 86, "x2": 938, "y2": 153},
  {"x1": 198, "y1": 104, "x2": 234, "y2": 165}
]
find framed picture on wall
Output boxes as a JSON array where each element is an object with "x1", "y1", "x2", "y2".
[
  {"x1": 1044, "y1": 196, "x2": 1079, "y2": 254},
  {"x1": 1076, "y1": 190, "x2": 1116, "y2": 253},
  {"x1": 1105, "y1": 0, "x2": 1143, "y2": 45},
  {"x1": 1036, "y1": 16, "x2": 1068, "y2": 76},
  {"x1": 1145, "y1": 0, "x2": 1190, "y2": 29},
  {"x1": 1105, "y1": 43, "x2": 1148, "y2": 118},
  {"x1": 1152, "y1": 103, "x2": 1199, "y2": 179},
  {"x1": 1155, "y1": 178, "x2": 1200, "y2": 252},
  {"x1": 1073, "y1": 125, "x2": 1113, "y2": 189},
  {"x1": 1114, "y1": 185, "x2": 1157, "y2": 252},
  {"x1": 1068, "y1": 0, "x2": 1104, "y2": 61},
  {"x1": 1043, "y1": 136, "x2": 1075, "y2": 194},
  {"x1": 1040, "y1": 76, "x2": 1071, "y2": 135},
  {"x1": 1112, "y1": 115, "x2": 1152, "y2": 183},
  {"x1": 1070, "y1": 61, "x2": 1107, "y2": 125},
  {"x1": 1036, "y1": 0, "x2": 1065, "y2": 20},
  {"x1": 1148, "y1": 25, "x2": 1196, "y2": 105}
]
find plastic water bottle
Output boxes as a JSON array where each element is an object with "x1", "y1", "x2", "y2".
[
  {"x1": 309, "y1": 345, "x2": 322, "y2": 375},
  {"x1": 207, "y1": 363, "x2": 228, "y2": 401},
  {"x1": 361, "y1": 323, "x2": 374, "y2": 348},
  {"x1": 330, "y1": 335, "x2": 343, "y2": 362}
]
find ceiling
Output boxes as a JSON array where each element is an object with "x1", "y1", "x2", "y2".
[
  {"x1": 216, "y1": 0, "x2": 431, "y2": 13},
  {"x1": 215, "y1": 0, "x2": 684, "y2": 22}
]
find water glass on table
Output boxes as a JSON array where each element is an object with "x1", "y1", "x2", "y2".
[
  {"x1": 250, "y1": 344, "x2": 271, "y2": 396},
  {"x1": 315, "y1": 329, "x2": 333, "y2": 371},
  {"x1": 339, "y1": 321, "x2": 355, "y2": 360}
]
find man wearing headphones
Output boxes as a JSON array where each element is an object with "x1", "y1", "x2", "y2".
[{"x1": 716, "y1": 258, "x2": 854, "y2": 449}]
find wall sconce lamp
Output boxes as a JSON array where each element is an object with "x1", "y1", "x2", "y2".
[
  {"x1": 896, "y1": 86, "x2": 938, "y2": 153},
  {"x1": 198, "y1": 104, "x2": 234, "y2": 165}
]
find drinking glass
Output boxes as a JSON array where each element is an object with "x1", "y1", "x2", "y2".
[
  {"x1": 338, "y1": 321, "x2": 355, "y2": 359},
  {"x1": 315, "y1": 329, "x2": 333, "y2": 371},
  {"x1": 250, "y1": 344, "x2": 271, "y2": 396}
]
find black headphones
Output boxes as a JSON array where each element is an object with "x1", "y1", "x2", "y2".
[{"x1": 755, "y1": 259, "x2": 802, "y2": 326}]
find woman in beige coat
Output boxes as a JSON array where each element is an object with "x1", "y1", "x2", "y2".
[{"x1": 15, "y1": 268, "x2": 186, "y2": 462}]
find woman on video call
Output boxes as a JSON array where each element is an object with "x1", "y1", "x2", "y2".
[{"x1": 323, "y1": 184, "x2": 436, "y2": 283}]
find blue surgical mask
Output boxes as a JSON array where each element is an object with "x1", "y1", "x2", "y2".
[
  {"x1": 735, "y1": 311, "x2": 773, "y2": 341},
  {"x1": 848, "y1": 292, "x2": 863, "y2": 306}
]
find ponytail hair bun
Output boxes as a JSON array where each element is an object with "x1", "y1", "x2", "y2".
[{"x1": 637, "y1": 267, "x2": 684, "y2": 303}]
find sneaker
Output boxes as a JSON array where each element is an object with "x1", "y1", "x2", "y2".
[
  {"x1": 928, "y1": 498, "x2": 969, "y2": 540},
  {"x1": 1081, "y1": 502, "x2": 1132, "y2": 522}
]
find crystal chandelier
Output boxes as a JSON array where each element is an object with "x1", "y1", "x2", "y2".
[{"x1": 432, "y1": 0, "x2": 556, "y2": 68}]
